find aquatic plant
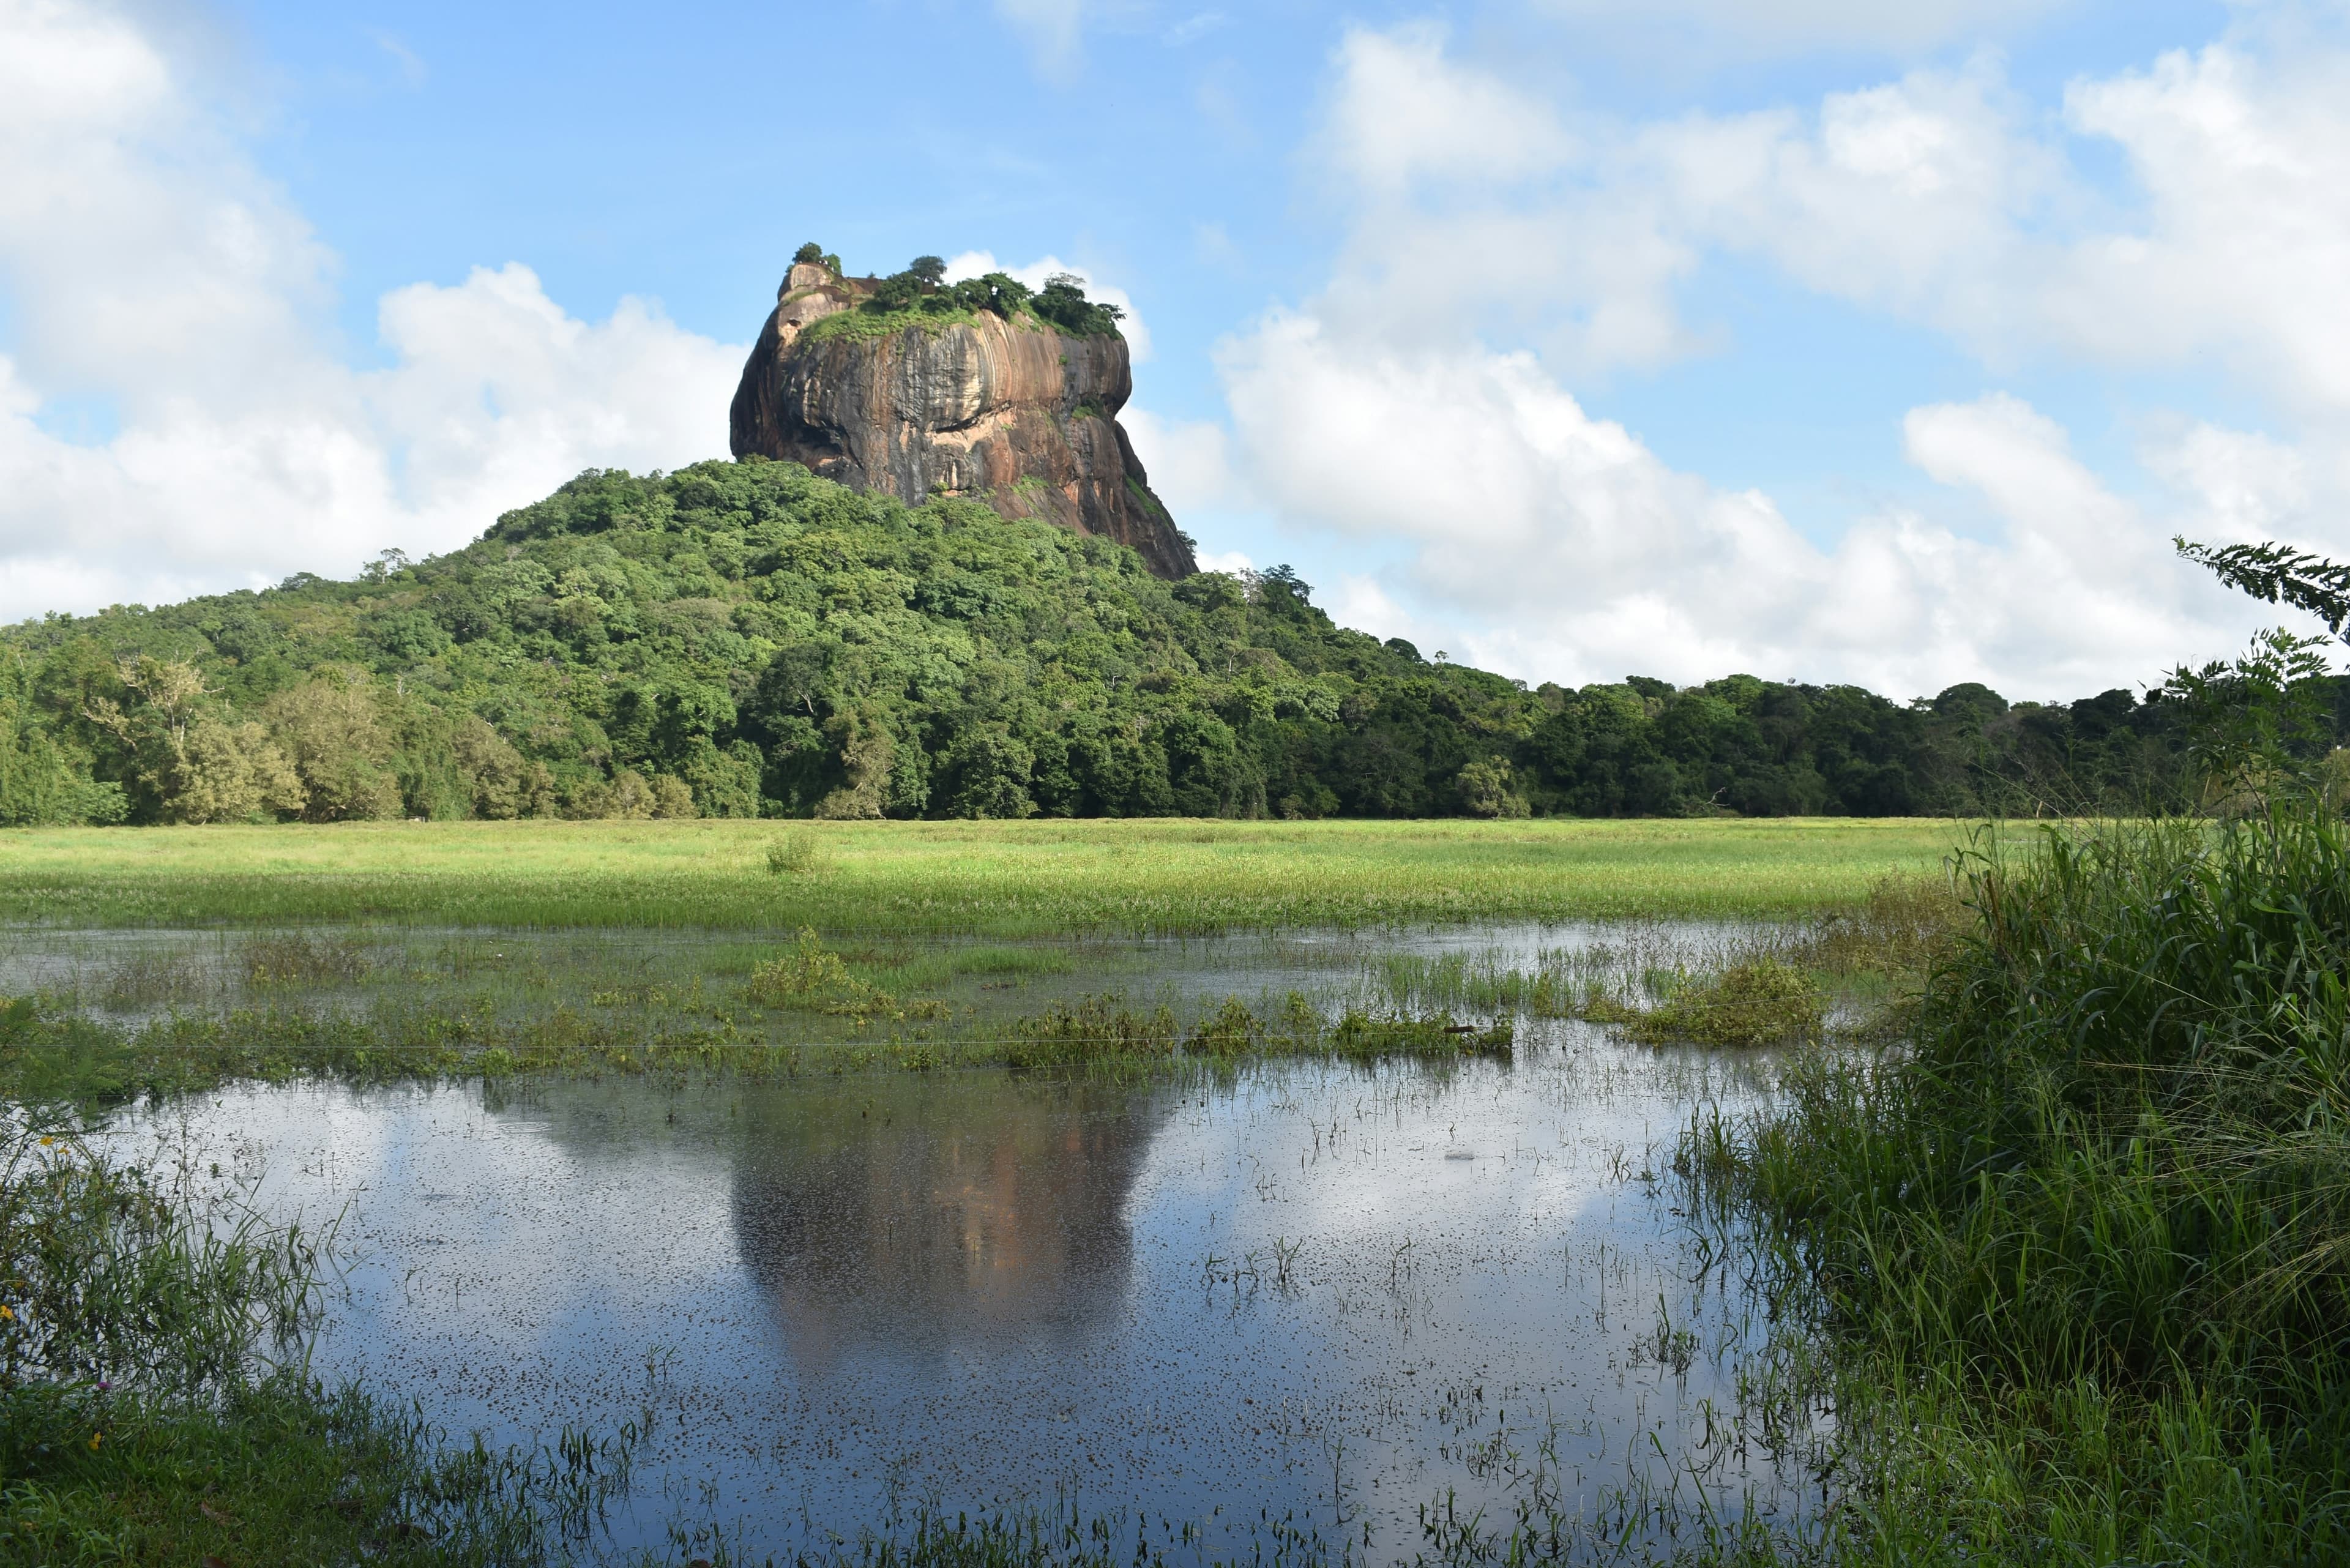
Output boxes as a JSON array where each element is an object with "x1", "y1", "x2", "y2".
[
  {"x1": 998, "y1": 993, "x2": 1180, "y2": 1069},
  {"x1": 1612, "y1": 957, "x2": 1824, "y2": 1048},
  {"x1": 243, "y1": 930, "x2": 371, "y2": 986}
]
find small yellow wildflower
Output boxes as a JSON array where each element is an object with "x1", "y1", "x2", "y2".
[
  {"x1": 38, "y1": 1136, "x2": 53, "y2": 1147},
  {"x1": 88, "y1": 1432, "x2": 101, "y2": 1450},
  {"x1": 0, "y1": 1304, "x2": 14, "y2": 1320}
]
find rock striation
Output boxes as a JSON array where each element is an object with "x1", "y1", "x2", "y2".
[{"x1": 729, "y1": 261, "x2": 1195, "y2": 579}]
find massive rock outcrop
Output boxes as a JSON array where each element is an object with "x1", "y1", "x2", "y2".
[{"x1": 729, "y1": 261, "x2": 1196, "y2": 579}]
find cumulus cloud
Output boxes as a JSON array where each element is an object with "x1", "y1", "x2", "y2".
[
  {"x1": 1226, "y1": 304, "x2": 2258, "y2": 692},
  {"x1": 1117, "y1": 406, "x2": 1236, "y2": 514},
  {"x1": 1209, "y1": 18, "x2": 2332, "y2": 695},
  {"x1": 0, "y1": 0, "x2": 739, "y2": 621},
  {"x1": 1528, "y1": 0, "x2": 2078, "y2": 58},
  {"x1": 1303, "y1": 13, "x2": 2350, "y2": 415},
  {"x1": 1523, "y1": 24, "x2": 2350, "y2": 433}
]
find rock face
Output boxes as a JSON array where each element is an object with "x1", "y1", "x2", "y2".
[{"x1": 729, "y1": 263, "x2": 1196, "y2": 579}]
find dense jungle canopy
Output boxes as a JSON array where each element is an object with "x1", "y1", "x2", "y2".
[{"x1": 0, "y1": 459, "x2": 2307, "y2": 827}]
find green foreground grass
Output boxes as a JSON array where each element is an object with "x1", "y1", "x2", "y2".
[
  {"x1": 1693, "y1": 804, "x2": 2350, "y2": 1564},
  {"x1": 0, "y1": 816, "x2": 1964, "y2": 933}
]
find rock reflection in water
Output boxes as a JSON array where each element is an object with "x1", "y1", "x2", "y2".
[
  {"x1": 88, "y1": 1023, "x2": 1816, "y2": 1562},
  {"x1": 732, "y1": 1076, "x2": 1155, "y2": 1370}
]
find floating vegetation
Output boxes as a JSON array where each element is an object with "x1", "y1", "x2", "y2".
[
  {"x1": 243, "y1": 931, "x2": 371, "y2": 987},
  {"x1": 994, "y1": 991, "x2": 1515, "y2": 1069},
  {"x1": 1369, "y1": 873, "x2": 1960, "y2": 1048},
  {"x1": 96, "y1": 950, "x2": 210, "y2": 1010},
  {"x1": 745, "y1": 927, "x2": 914, "y2": 1018},
  {"x1": 1375, "y1": 949, "x2": 1580, "y2": 1018},
  {"x1": 1601, "y1": 958, "x2": 1826, "y2": 1048}
]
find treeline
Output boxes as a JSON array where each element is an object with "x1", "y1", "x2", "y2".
[{"x1": 0, "y1": 460, "x2": 2315, "y2": 827}]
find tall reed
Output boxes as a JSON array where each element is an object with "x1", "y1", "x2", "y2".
[{"x1": 1720, "y1": 806, "x2": 2350, "y2": 1562}]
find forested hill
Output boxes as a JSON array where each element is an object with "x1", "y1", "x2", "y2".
[{"x1": 0, "y1": 459, "x2": 2252, "y2": 827}]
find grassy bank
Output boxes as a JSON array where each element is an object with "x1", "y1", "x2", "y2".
[
  {"x1": 0, "y1": 816, "x2": 1964, "y2": 933},
  {"x1": 1703, "y1": 805, "x2": 2350, "y2": 1564}
]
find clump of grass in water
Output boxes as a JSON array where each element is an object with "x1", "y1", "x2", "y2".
[
  {"x1": 244, "y1": 932, "x2": 371, "y2": 987},
  {"x1": 993, "y1": 991, "x2": 1509, "y2": 1071},
  {"x1": 0, "y1": 1120, "x2": 321, "y2": 1397},
  {"x1": 1377, "y1": 950, "x2": 1582, "y2": 1018},
  {"x1": 998, "y1": 994, "x2": 1181, "y2": 1069},
  {"x1": 1790, "y1": 870, "x2": 1966, "y2": 983},
  {"x1": 1600, "y1": 957, "x2": 1825, "y2": 1048},
  {"x1": 97, "y1": 950, "x2": 209, "y2": 1009},
  {"x1": 1690, "y1": 807, "x2": 2350, "y2": 1564},
  {"x1": 1374, "y1": 886, "x2": 1957, "y2": 1039},
  {"x1": 744, "y1": 928, "x2": 947, "y2": 1023}
]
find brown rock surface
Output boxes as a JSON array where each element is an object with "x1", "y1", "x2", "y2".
[{"x1": 728, "y1": 268, "x2": 1196, "y2": 578}]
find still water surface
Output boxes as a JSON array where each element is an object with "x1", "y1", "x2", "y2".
[{"x1": 103, "y1": 1017, "x2": 1810, "y2": 1561}]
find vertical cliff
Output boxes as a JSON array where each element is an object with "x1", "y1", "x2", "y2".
[{"x1": 728, "y1": 261, "x2": 1196, "y2": 580}]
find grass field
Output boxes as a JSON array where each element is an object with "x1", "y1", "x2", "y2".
[{"x1": 0, "y1": 816, "x2": 1972, "y2": 933}]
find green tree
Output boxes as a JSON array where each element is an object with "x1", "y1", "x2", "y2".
[{"x1": 264, "y1": 673, "x2": 404, "y2": 822}]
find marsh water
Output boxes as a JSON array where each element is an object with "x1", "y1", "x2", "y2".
[{"x1": 32, "y1": 923, "x2": 1819, "y2": 1562}]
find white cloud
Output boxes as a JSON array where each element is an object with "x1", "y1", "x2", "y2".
[
  {"x1": 994, "y1": 0, "x2": 1089, "y2": 77},
  {"x1": 1118, "y1": 406, "x2": 1236, "y2": 514},
  {"x1": 942, "y1": 250, "x2": 1151, "y2": 361},
  {"x1": 1162, "y1": 11, "x2": 1226, "y2": 48},
  {"x1": 0, "y1": 0, "x2": 739, "y2": 620},
  {"x1": 2040, "y1": 40, "x2": 2350, "y2": 419},
  {"x1": 1203, "y1": 18, "x2": 2340, "y2": 695},
  {"x1": 2138, "y1": 420, "x2": 2312, "y2": 548},
  {"x1": 1528, "y1": 0, "x2": 2079, "y2": 58},
  {"x1": 1221, "y1": 306, "x2": 2251, "y2": 693},
  {"x1": 1286, "y1": 19, "x2": 2350, "y2": 420},
  {"x1": 1322, "y1": 574, "x2": 1442, "y2": 654},
  {"x1": 1607, "y1": 31, "x2": 2350, "y2": 432},
  {"x1": 1315, "y1": 24, "x2": 1579, "y2": 198},
  {"x1": 1302, "y1": 27, "x2": 1700, "y2": 375}
]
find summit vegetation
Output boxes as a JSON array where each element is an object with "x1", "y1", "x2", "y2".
[
  {"x1": 0, "y1": 459, "x2": 2331, "y2": 830},
  {"x1": 794, "y1": 245, "x2": 1128, "y2": 345}
]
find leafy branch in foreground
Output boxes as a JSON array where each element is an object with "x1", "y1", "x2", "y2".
[
  {"x1": 2173, "y1": 536, "x2": 2350, "y2": 808},
  {"x1": 2177, "y1": 534, "x2": 2350, "y2": 639}
]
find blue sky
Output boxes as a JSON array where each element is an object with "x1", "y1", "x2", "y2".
[{"x1": 2, "y1": 0, "x2": 2341, "y2": 699}]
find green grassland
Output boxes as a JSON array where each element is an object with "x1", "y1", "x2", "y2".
[{"x1": 0, "y1": 815, "x2": 1968, "y2": 933}]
